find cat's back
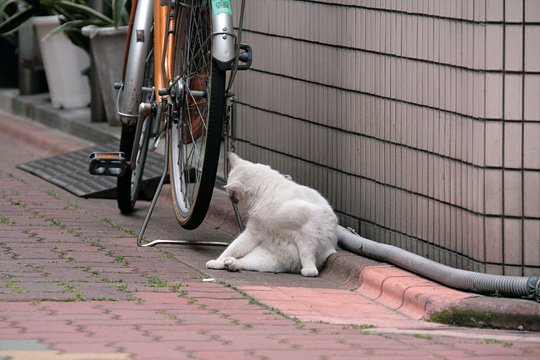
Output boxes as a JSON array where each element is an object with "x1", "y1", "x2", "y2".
[{"x1": 276, "y1": 179, "x2": 335, "y2": 220}]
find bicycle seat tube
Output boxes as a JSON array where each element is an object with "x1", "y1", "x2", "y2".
[{"x1": 117, "y1": 0, "x2": 154, "y2": 126}]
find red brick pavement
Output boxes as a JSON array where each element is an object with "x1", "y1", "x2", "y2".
[{"x1": 1, "y1": 110, "x2": 540, "y2": 359}]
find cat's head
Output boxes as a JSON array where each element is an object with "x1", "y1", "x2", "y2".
[
  {"x1": 224, "y1": 153, "x2": 253, "y2": 204},
  {"x1": 224, "y1": 153, "x2": 291, "y2": 204}
]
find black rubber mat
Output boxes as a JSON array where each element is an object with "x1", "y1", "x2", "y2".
[{"x1": 17, "y1": 143, "x2": 164, "y2": 200}]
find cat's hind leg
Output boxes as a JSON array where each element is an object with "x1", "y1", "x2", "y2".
[
  {"x1": 206, "y1": 228, "x2": 259, "y2": 270},
  {"x1": 295, "y1": 237, "x2": 319, "y2": 277}
]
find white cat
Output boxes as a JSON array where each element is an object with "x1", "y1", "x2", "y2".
[{"x1": 206, "y1": 153, "x2": 338, "y2": 277}]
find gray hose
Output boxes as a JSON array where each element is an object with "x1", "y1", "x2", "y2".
[{"x1": 337, "y1": 226, "x2": 540, "y2": 302}]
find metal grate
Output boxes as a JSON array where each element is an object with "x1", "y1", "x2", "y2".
[{"x1": 17, "y1": 143, "x2": 164, "y2": 200}]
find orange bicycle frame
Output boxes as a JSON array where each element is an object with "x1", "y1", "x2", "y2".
[
  {"x1": 153, "y1": 1, "x2": 174, "y2": 102},
  {"x1": 120, "y1": 0, "x2": 175, "y2": 118}
]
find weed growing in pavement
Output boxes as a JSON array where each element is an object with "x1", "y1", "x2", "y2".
[
  {"x1": 161, "y1": 249, "x2": 176, "y2": 259},
  {"x1": 127, "y1": 294, "x2": 143, "y2": 303},
  {"x1": 0, "y1": 242, "x2": 12, "y2": 253},
  {"x1": 47, "y1": 218, "x2": 67, "y2": 229},
  {"x1": 126, "y1": 228, "x2": 138, "y2": 237},
  {"x1": 116, "y1": 284, "x2": 129, "y2": 292},
  {"x1": 5, "y1": 279, "x2": 24, "y2": 293},
  {"x1": 292, "y1": 317, "x2": 305, "y2": 329},
  {"x1": 89, "y1": 270, "x2": 100, "y2": 276},
  {"x1": 101, "y1": 217, "x2": 114, "y2": 226},
  {"x1": 46, "y1": 190, "x2": 59, "y2": 198},
  {"x1": 54, "y1": 281, "x2": 119, "y2": 302},
  {"x1": 51, "y1": 246, "x2": 74, "y2": 263},
  {"x1": 0, "y1": 216, "x2": 15, "y2": 226},
  {"x1": 169, "y1": 283, "x2": 182, "y2": 292},
  {"x1": 90, "y1": 241, "x2": 105, "y2": 250},
  {"x1": 4, "y1": 171, "x2": 27, "y2": 184},
  {"x1": 484, "y1": 339, "x2": 513, "y2": 348},
  {"x1": 10, "y1": 199, "x2": 22, "y2": 206},
  {"x1": 60, "y1": 282, "x2": 85, "y2": 301},
  {"x1": 147, "y1": 275, "x2": 168, "y2": 288},
  {"x1": 63, "y1": 202, "x2": 81, "y2": 211},
  {"x1": 101, "y1": 217, "x2": 138, "y2": 238},
  {"x1": 156, "y1": 309, "x2": 175, "y2": 321},
  {"x1": 430, "y1": 309, "x2": 499, "y2": 329},
  {"x1": 413, "y1": 333, "x2": 433, "y2": 340},
  {"x1": 113, "y1": 256, "x2": 129, "y2": 266},
  {"x1": 345, "y1": 323, "x2": 375, "y2": 330}
]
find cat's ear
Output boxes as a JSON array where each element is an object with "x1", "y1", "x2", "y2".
[
  {"x1": 224, "y1": 180, "x2": 244, "y2": 204},
  {"x1": 228, "y1": 152, "x2": 247, "y2": 169}
]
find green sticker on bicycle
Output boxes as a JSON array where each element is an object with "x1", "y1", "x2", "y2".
[{"x1": 212, "y1": 0, "x2": 232, "y2": 15}]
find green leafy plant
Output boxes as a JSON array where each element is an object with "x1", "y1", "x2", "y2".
[{"x1": 0, "y1": 1, "x2": 131, "y2": 52}]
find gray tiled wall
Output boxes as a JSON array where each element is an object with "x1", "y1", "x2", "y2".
[{"x1": 231, "y1": 0, "x2": 540, "y2": 275}]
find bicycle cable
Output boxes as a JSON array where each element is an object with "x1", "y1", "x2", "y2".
[{"x1": 226, "y1": 0, "x2": 246, "y2": 92}]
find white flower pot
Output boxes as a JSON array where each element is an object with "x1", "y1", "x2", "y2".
[{"x1": 33, "y1": 15, "x2": 90, "y2": 109}]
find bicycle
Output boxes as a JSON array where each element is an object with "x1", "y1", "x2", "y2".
[{"x1": 89, "y1": 0, "x2": 251, "y2": 244}]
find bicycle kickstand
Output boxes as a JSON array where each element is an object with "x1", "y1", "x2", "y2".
[
  {"x1": 224, "y1": 92, "x2": 245, "y2": 232},
  {"x1": 136, "y1": 94, "x2": 245, "y2": 247},
  {"x1": 136, "y1": 123, "x2": 229, "y2": 248}
]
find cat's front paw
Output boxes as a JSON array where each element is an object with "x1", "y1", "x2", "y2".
[
  {"x1": 206, "y1": 259, "x2": 225, "y2": 270},
  {"x1": 223, "y1": 257, "x2": 240, "y2": 272},
  {"x1": 301, "y1": 267, "x2": 318, "y2": 277}
]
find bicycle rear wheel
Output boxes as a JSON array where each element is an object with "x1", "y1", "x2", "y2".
[{"x1": 168, "y1": 1, "x2": 226, "y2": 229}]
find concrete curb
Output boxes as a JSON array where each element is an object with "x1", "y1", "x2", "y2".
[
  {"x1": 1, "y1": 88, "x2": 539, "y2": 332},
  {"x1": 0, "y1": 89, "x2": 118, "y2": 145}
]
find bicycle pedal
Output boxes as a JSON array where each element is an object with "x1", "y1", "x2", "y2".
[{"x1": 88, "y1": 152, "x2": 127, "y2": 177}]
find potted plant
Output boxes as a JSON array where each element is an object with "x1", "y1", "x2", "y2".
[
  {"x1": 0, "y1": 1, "x2": 92, "y2": 108},
  {"x1": 0, "y1": 1, "x2": 130, "y2": 110},
  {"x1": 46, "y1": 0, "x2": 131, "y2": 124},
  {"x1": 81, "y1": 24, "x2": 127, "y2": 125},
  {"x1": 32, "y1": 14, "x2": 92, "y2": 109},
  {"x1": 0, "y1": 0, "x2": 50, "y2": 94}
]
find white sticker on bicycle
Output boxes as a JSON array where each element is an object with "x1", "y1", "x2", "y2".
[{"x1": 212, "y1": 0, "x2": 232, "y2": 15}]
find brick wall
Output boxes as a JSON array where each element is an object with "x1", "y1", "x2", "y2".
[{"x1": 231, "y1": 0, "x2": 540, "y2": 275}]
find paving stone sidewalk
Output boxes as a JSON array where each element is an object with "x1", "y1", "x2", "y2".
[{"x1": 1, "y1": 107, "x2": 540, "y2": 359}]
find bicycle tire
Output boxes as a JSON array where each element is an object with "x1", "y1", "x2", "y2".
[
  {"x1": 117, "y1": 117, "x2": 152, "y2": 213},
  {"x1": 117, "y1": 43, "x2": 154, "y2": 214},
  {"x1": 168, "y1": 2, "x2": 226, "y2": 230}
]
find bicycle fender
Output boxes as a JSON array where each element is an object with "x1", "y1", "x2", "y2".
[{"x1": 211, "y1": 0, "x2": 235, "y2": 71}]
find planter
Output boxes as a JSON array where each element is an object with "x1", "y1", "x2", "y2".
[
  {"x1": 82, "y1": 25, "x2": 128, "y2": 126},
  {"x1": 33, "y1": 15, "x2": 90, "y2": 109},
  {"x1": 18, "y1": 21, "x2": 48, "y2": 95},
  {"x1": 0, "y1": 37, "x2": 18, "y2": 88}
]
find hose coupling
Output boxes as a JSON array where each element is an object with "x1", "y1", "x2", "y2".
[{"x1": 527, "y1": 275, "x2": 540, "y2": 302}]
